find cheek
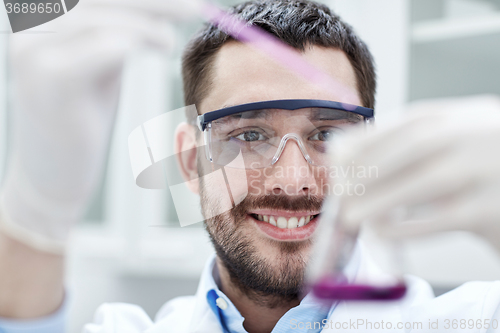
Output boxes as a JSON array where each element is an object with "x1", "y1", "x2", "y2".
[
  {"x1": 198, "y1": 162, "x2": 236, "y2": 217},
  {"x1": 246, "y1": 169, "x2": 267, "y2": 196},
  {"x1": 223, "y1": 167, "x2": 252, "y2": 205},
  {"x1": 311, "y1": 167, "x2": 332, "y2": 197}
]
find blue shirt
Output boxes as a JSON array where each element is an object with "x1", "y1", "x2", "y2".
[{"x1": 202, "y1": 255, "x2": 333, "y2": 333}]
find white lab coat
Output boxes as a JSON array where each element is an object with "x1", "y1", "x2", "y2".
[{"x1": 83, "y1": 250, "x2": 500, "y2": 333}]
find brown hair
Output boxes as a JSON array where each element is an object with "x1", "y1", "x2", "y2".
[{"x1": 182, "y1": 0, "x2": 376, "y2": 124}]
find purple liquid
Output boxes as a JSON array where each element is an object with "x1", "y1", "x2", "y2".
[{"x1": 312, "y1": 276, "x2": 407, "y2": 301}]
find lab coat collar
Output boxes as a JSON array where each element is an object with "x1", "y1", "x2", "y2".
[{"x1": 187, "y1": 254, "x2": 227, "y2": 333}]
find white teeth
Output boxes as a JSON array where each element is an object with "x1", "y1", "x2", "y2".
[
  {"x1": 287, "y1": 217, "x2": 298, "y2": 229},
  {"x1": 255, "y1": 214, "x2": 316, "y2": 228},
  {"x1": 269, "y1": 216, "x2": 277, "y2": 227},
  {"x1": 277, "y1": 217, "x2": 288, "y2": 229}
]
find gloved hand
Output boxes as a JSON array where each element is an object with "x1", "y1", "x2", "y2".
[
  {"x1": 0, "y1": 0, "x2": 200, "y2": 253},
  {"x1": 332, "y1": 95, "x2": 500, "y2": 252}
]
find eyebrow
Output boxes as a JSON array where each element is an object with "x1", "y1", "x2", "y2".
[
  {"x1": 239, "y1": 109, "x2": 268, "y2": 119},
  {"x1": 228, "y1": 108, "x2": 360, "y2": 120},
  {"x1": 213, "y1": 109, "x2": 269, "y2": 127},
  {"x1": 212, "y1": 106, "x2": 364, "y2": 125},
  {"x1": 220, "y1": 109, "x2": 269, "y2": 121},
  {"x1": 310, "y1": 108, "x2": 363, "y2": 122}
]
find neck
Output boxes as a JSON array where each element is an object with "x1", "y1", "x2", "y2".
[{"x1": 215, "y1": 257, "x2": 300, "y2": 333}]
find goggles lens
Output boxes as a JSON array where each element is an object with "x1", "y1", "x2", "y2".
[{"x1": 205, "y1": 107, "x2": 364, "y2": 169}]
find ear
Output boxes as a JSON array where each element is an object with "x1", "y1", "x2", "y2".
[{"x1": 174, "y1": 122, "x2": 201, "y2": 194}]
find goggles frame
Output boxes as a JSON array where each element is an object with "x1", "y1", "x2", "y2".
[
  {"x1": 197, "y1": 99, "x2": 375, "y2": 167},
  {"x1": 197, "y1": 99, "x2": 374, "y2": 132}
]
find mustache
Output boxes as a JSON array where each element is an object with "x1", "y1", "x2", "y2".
[{"x1": 231, "y1": 194, "x2": 324, "y2": 221}]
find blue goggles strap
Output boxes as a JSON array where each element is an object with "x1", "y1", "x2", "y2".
[{"x1": 197, "y1": 99, "x2": 374, "y2": 131}]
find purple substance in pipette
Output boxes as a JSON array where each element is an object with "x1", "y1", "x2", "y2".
[{"x1": 202, "y1": 2, "x2": 359, "y2": 104}]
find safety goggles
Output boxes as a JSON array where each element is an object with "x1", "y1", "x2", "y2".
[{"x1": 197, "y1": 99, "x2": 374, "y2": 169}]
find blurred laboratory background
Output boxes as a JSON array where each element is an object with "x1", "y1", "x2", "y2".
[{"x1": 1, "y1": 0, "x2": 500, "y2": 332}]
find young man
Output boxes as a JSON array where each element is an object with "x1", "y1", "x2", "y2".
[
  {"x1": 170, "y1": 1, "x2": 375, "y2": 331},
  {"x1": 91, "y1": 1, "x2": 500, "y2": 332},
  {"x1": 2, "y1": 1, "x2": 500, "y2": 333}
]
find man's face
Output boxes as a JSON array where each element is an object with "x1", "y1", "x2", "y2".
[{"x1": 198, "y1": 41, "x2": 361, "y2": 305}]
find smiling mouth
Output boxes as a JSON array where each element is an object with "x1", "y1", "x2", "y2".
[{"x1": 250, "y1": 214, "x2": 320, "y2": 229}]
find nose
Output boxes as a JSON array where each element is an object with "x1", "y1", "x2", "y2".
[{"x1": 264, "y1": 136, "x2": 318, "y2": 196}]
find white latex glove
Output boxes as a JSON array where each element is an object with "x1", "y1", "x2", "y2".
[
  {"x1": 333, "y1": 95, "x2": 500, "y2": 252},
  {"x1": 0, "y1": 0, "x2": 201, "y2": 253}
]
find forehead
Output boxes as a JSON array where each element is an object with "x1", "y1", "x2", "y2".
[{"x1": 200, "y1": 41, "x2": 361, "y2": 114}]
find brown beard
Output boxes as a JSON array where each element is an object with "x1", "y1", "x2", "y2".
[{"x1": 199, "y1": 174, "x2": 323, "y2": 308}]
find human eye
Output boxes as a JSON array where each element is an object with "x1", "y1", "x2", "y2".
[
  {"x1": 233, "y1": 130, "x2": 268, "y2": 142},
  {"x1": 309, "y1": 127, "x2": 343, "y2": 141}
]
